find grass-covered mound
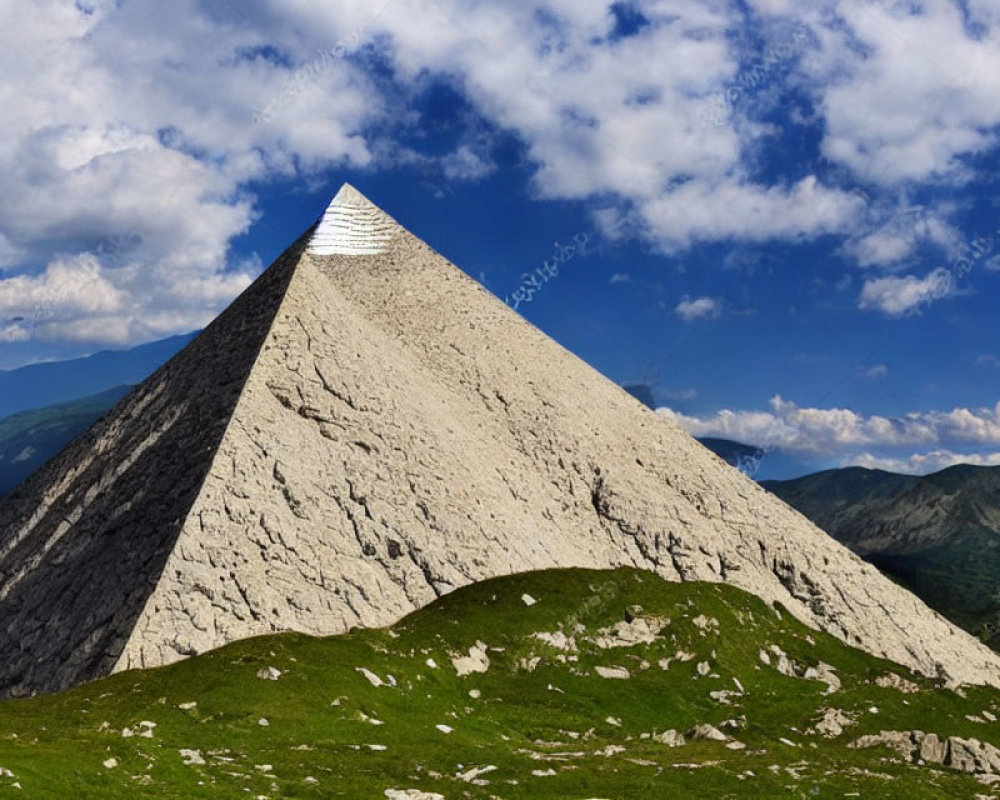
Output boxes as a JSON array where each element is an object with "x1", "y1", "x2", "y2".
[{"x1": 1, "y1": 567, "x2": 999, "y2": 798}]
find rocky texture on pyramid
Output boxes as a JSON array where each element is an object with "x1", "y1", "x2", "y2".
[{"x1": 2, "y1": 184, "x2": 999, "y2": 698}]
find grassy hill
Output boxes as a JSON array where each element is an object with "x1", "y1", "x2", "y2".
[
  {"x1": 0, "y1": 386, "x2": 130, "y2": 498},
  {"x1": 1, "y1": 567, "x2": 999, "y2": 798}
]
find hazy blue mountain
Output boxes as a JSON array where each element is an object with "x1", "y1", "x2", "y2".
[
  {"x1": 764, "y1": 465, "x2": 1000, "y2": 643},
  {"x1": 0, "y1": 332, "x2": 196, "y2": 418},
  {"x1": 0, "y1": 386, "x2": 131, "y2": 498}
]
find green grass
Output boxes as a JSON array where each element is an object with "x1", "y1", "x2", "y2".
[{"x1": 1, "y1": 567, "x2": 999, "y2": 798}]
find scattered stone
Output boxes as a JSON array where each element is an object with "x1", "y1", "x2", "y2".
[
  {"x1": 595, "y1": 666, "x2": 630, "y2": 680},
  {"x1": 256, "y1": 667, "x2": 283, "y2": 681},
  {"x1": 692, "y1": 615, "x2": 719, "y2": 632},
  {"x1": 457, "y1": 765, "x2": 496, "y2": 783},
  {"x1": 356, "y1": 667, "x2": 385, "y2": 687},
  {"x1": 522, "y1": 594, "x2": 537, "y2": 607},
  {"x1": 178, "y1": 702, "x2": 197, "y2": 711},
  {"x1": 384, "y1": 790, "x2": 445, "y2": 800},
  {"x1": 533, "y1": 632, "x2": 577, "y2": 651},
  {"x1": 102, "y1": 758, "x2": 118, "y2": 769},
  {"x1": 850, "y1": 730, "x2": 1000, "y2": 778},
  {"x1": 435, "y1": 724, "x2": 454, "y2": 734},
  {"x1": 258, "y1": 718, "x2": 269, "y2": 727},
  {"x1": 452, "y1": 643, "x2": 490, "y2": 676},
  {"x1": 875, "y1": 673, "x2": 921, "y2": 694},
  {"x1": 687, "y1": 724, "x2": 728, "y2": 742},
  {"x1": 804, "y1": 662, "x2": 841, "y2": 694},
  {"x1": 592, "y1": 616, "x2": 668, "y2": 649},
  {"x1": 180, "y1": 749, "x2": 206, "y2": 766},
  {"x1": 696, "y1": 661, "x2": 711, "y2": 677},
  {"x1": 655, "y1": 730, "x2": 686, "y2": 747},
  {"x1": 810, "y1": 708, "x2": 856, "y2": 738},
  {"x1": 710, "y1": 690, "x2": 742, "y2": 705}
]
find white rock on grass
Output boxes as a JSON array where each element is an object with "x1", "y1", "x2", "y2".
[
  {"x1": 384, "y1": 790, "x2": 445, "y2": 800},
  {"x1": 102, "y1": 758, "x2": 118, "y2": 769},
  {"x1": 595, "y1": 666, "x2": 630, "y2": 680},
  {"x1": 179, "y1": 749, "x2": 206, "y2": 766},
  {"x1": 522, "y1": 594, "x2": 537, "y2": 607},
  {"x1": 452, "y1": 643, "x2": 490, "y2": 677},
  {"x1": 457, "y1": 765, "x2": 497, "y2": 783},
  {"x1": 357, "y1": 667, "x2": 385, "y2": 687},
  {"x1": 656, "y1": 730, "x2": 686, "y2": 747},
  {"x1": 257, "y1": 667, "x2": 283, "y2": 681},
  {"x1": 687, "y1": 724, "x2": 728, "y2": 742},
  {"x1": 435, "y1": 724, "x2": 454, "y2": 734},
  {"x1": 533, "y1": 632, "x2": 577, "y2": 651}
]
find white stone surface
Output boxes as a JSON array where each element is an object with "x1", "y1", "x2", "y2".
[{"x1": 308, "y1": 183, "x2": 399, "y2": 256}]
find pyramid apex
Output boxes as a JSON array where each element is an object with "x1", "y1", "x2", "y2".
[
  {"x1": 332, "y1": 182, "x2": 372, "y2": 206},
  {"x1": 309, "y1": 183, "x2": 399, "y2": 257}
]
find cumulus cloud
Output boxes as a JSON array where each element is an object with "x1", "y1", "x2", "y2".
[
  {"x1": 807, "y1": 0, "x2": 1000, "y2": 186},
  {"x1": 675, "y1": 296, "x2": 721, "y2": 322},
  {"x1": 858, "y1": 268, "x2": 956, "y2": 316},
  {"x1": 843, "y1": 205, "x2": 960, "y2": 268},
  {"x1": 2, "y1": 0, "x2": 999, "y2": 360},
  {"x1": 659, "y1": 395, "x2": 1000, "y2": 456},
  {"x1": 0, "y1": 0, "x2": 378, "y2": 354},
  {"x1": 850, "y1": 450, "x2": 1000, "y2": 475}
]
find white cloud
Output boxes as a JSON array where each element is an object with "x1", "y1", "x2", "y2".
[
  {"x1": 609, "y1": 272, "x2": 630, "y2": 284},
  {"x1": 809, "y1": 0, "x2": 1000, "y2": 185},
  {"x1": 977, "y1": 355, "x2": 1000, "y2": 369},
  {"x1": 659, "y1": 395, "x2": 1000, "y2": 456},
  {"x1": 2, "y1": 0, "x2": 999, "y2": 359},
  {"x1": 0, "y1": 0, "x2": 378, "y2": 351},
  {"x1": 863, "y1": 364, "x2": 888, "y2": 379},
  {"x1": 440, "y1": 146, "x2": 495, "y2": 181},
  {"x1": 675, "y1": 296, "x2": 721, "y2": 322},
  {"x1": 0, "y1": 322, "x2": 28, "y2": 342},
  {"x1": 849, "y1": 450, "x2": 1000, "y2": 475},
  {"x1": 858, "y1": 268, "x2": 956, "y2": 317}
]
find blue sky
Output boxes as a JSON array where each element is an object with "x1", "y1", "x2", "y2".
[{"x1": 0, "y1": 0, "x2": 999, "y2": 477}]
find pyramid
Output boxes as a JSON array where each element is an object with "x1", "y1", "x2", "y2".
[{"x1": 2, "y1": 185, "x2": 999, "y2": 698}]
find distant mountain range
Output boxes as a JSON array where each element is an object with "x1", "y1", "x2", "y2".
[
  {"x1": 0, "y1": 332, "x2": 196, "y2": 498},
  {"x1": 0, "y1": 386, "x2": 131, "y2": 498},
  {"x1": 0, "y1": 331, "x2": 196, "y2": 419},
  {"x1": 764, "y1": 465, "x2": 1000, "y2": 644}
]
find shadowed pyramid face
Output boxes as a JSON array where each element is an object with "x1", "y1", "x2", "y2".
[{"x1": 2, "y1": 184, "x2": 1000, "y2": 699}]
